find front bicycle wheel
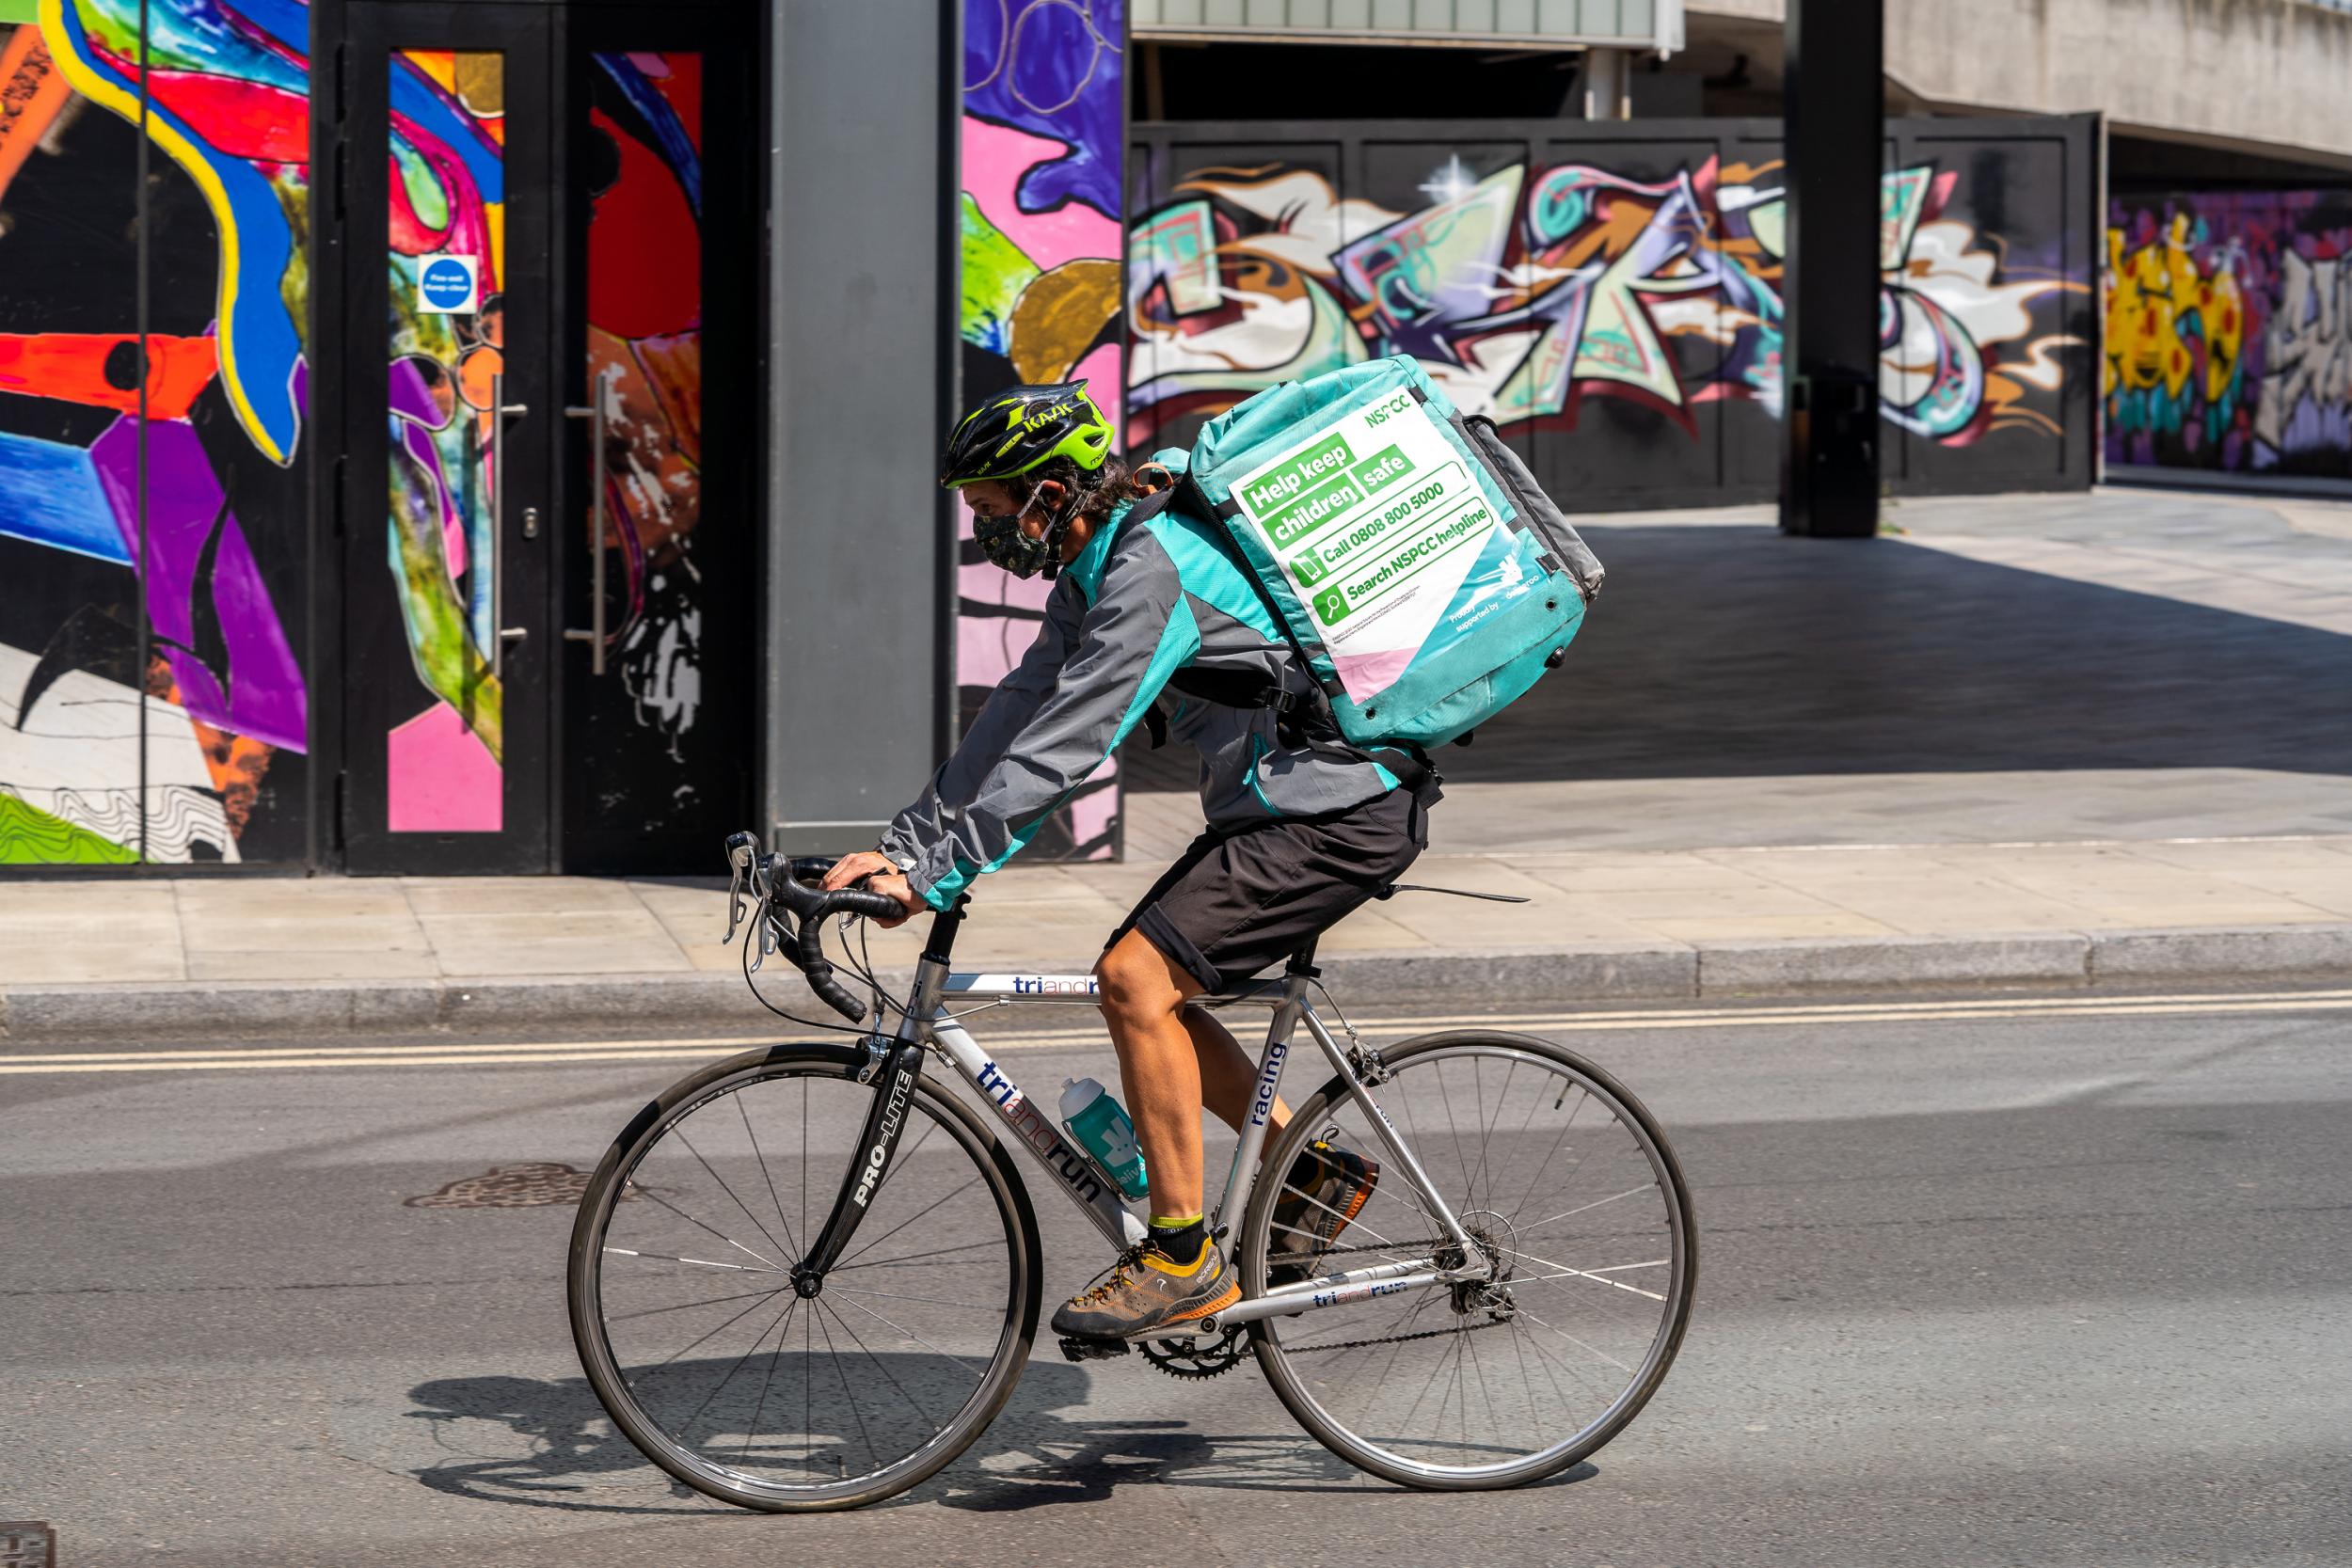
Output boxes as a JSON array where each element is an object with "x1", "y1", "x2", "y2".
[
  {"x1": 1242, "y1": 1030, "x2": 1695, "y2": 1490},
  {"x1": 568, "y1": 1044, "x2": 1041, "y2": 1511}
]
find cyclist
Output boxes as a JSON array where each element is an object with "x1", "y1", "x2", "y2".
[{"x1": 822, "y1": 381, "x2": 1432, "y2": 1342}]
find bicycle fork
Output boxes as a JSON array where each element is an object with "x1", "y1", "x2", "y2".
[{"x1": 787, "y1": 1037, "x2": 929, "y2": 1296}]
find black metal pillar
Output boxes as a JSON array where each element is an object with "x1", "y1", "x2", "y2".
[{"x1": 1779, "y1": 0, "x2": 1883, "y2": 537}]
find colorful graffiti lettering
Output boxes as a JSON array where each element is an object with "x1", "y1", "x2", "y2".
[
  {"x1": 2106, "y1": 192, "x2": 2352, "y2": 475},
  {"x1": 0, "y1": 2, "x2": 310, "y2": 864},
  {"x1": 1129, "y1": 154, "x2": 2083, "y2": 454},
  {"x1": 958, "y1": 0, "x2": 1123, "y2": 860},
  {"x1": 2105, "y1": 210, "x2": 2249, "y2": 456}
]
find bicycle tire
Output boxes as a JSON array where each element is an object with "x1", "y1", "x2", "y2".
[
  {"x1": 1241, "y1": 1029, "x2": 1696, "y2": 1490},
  {"x1": 568, "y1": 1043, "x2": 1042, "y2": 1511}
]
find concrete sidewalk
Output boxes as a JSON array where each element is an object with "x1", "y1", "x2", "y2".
[{"x1": 7, "y1": 835, "x2": 2351, "y2": 1040}]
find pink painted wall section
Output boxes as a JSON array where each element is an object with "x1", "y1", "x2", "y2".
[
  {"x1": 963, "y1": 119, "x2": 1121, "y2": 276},
  {"x1": 958, "y1": 0, "x2": 1125, "y2": 863},
  {"x1": 387, "y1": 701, "x2": 503, "y2": 832}
]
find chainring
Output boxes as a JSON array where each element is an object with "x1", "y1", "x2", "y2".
[{"x1": 1140, "y1": 1326, "x2": 1248, "y2": 1379}]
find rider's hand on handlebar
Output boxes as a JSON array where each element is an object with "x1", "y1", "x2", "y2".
[{"x1": 821, "y1": 850, "x2": 919, "y2": 928}]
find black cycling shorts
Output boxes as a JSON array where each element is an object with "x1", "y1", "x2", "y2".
[{"x1": 1106, "y1": 784, "x2": 1434, "y2": 994}]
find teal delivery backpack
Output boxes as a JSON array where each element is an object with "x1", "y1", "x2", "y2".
[{"x1": 1172, "y1": 356, "x2": 1604, "y2": 752}]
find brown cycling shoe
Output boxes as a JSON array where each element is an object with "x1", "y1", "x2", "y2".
[
  {"x1": 1050, "y1": 1240, "x2": 1241, "y2": 1341},
  {"x1": 1268, "y1": 1138, "x2": 1380, "y2": 1286}
]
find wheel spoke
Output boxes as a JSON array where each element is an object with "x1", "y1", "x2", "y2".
[
  {"x1": 737, "y1": 1088, "x2": 803, "y2": 1261},
  {"x1": 673, "y1": 1124, "x2": 795, "y2": 1265},
  {"x1": 1510, "y1": 1303, "x2": 1636, "y2": 1375},
  {"x1": 625, "y1": 1184, "x2": 784, "y2": 1273},
  {"x1": 603, "y1": 1245, "x2": 782, "y2": 1275},
  {"x1": 738, "y1": 1298, "x2": 798, "y2": 1463},
  {"x1": 671, "y1": 1293, "x2": 800, "y2": 1435},
  {"x1": 833, "y1": 1285, "x2": 998, "y2": 1309},
  {"x1": 832, "y1": 1172, "x2": 983, "y2": 1269},
  {"x1": 830, "y1": 1236, "x2": 1008, "y2": 1274},
  {"x1": 811, "y1": 1297, "x2": 882, "y2": 1474},
  {"x1": 1502, "y1": 1243, "x2": 1670, "y2": 1302},
  {"x1": 832, "y1": 1289, "x2": 969, "y2": 1367},
  {"x1": 610, "y1": 1282, "x2": 793, "y2": 1323},
  {"x1": 819, "y1": 1295, "x2": 946, "y2": 1433},
  {"x1": 1519, "y1": 1182, "x2": 1660, "y2": 1233}
]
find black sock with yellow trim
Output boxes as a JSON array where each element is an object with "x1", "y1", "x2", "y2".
[{"x1": 1149, "y1": 1213, "x2": 1207, "y2": 1268}]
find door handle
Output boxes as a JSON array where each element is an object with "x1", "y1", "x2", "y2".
[
  {"x1": 563, "y1": 368, "x2": 617, "y2": 676},
  {"x1": 489, "y1": 372, "x2": 529, "y2": 677}
]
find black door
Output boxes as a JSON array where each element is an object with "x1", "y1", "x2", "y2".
[
  {"x1": 339, "y1": 2, "x2": 556, "y2": 873},
  {"x1": 557, "y1": 8, "x2": 759, "y2": 874},
  {"x1": 336, "y1": 0, "x2": 758, "y2": 874}
]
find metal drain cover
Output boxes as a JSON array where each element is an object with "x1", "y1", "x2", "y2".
[
  {"x1": 405, "y1": 1162, "x2": 615, "y2": 1210},
  {"x1": 1, "y1": 1522, "x2": 56, "y2": 1568}
]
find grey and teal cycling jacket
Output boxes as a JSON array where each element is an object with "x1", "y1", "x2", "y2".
[{"x1": 880, "y1": 495, "x2": 1404, "y2": 910}]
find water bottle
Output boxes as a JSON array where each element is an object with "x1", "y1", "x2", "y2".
[{"x1": 1058, "y1": 1077, "x2": 1149, "y2": 1202}]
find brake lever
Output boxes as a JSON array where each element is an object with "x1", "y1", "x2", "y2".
[{"x1": 722, "y1": 832, "x2": 759, "y2": 946}]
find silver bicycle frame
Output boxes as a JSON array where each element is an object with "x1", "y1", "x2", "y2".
[{"x1": 889, "y1": 955, "x2": 1490, "y2": 1333}]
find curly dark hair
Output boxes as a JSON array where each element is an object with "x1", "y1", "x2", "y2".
[{"x1": 1007, "y1": 453, "x2": 1137, "y2": 524}]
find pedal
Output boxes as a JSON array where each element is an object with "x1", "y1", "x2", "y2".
[{"x1": 1057, "y1": 1335, "x2": 1133, "y2": 1364}]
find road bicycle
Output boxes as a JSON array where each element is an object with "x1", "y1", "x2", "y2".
[{"x1": 566, "y1": 832, "x2": 1696, "y2": 1510}]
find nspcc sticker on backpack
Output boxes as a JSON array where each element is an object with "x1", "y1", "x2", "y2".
[
  {"x1": 1231, "y1": 387, "x2": 1511, "y2": 705},
  {"x1": 1174, "y1": 355, "x2": 1600, "y2": 749}
]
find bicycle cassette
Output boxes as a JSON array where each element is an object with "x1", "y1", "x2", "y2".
[{"x1": 1140, "y1": 1326, "x2": 1248, "y2": 1379}]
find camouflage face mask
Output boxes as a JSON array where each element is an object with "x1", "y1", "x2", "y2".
[{"x1": 973, "y1": 489, "x2": 1072, "y2": 580}]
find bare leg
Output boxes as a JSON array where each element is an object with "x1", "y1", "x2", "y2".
[
  {"x1": 1180, "y1": 1006, "x2": 1292, "y2": 1148},
  {"x1": 1094, "y1": 929, "x2": 1210, "y2": 1222}
]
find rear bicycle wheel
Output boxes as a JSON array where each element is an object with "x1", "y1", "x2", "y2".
[
  {"x1": 568, "y1": 1044, "x2": 1041, "y2": 1511},
  {"x1": 1242, "y1": 1030, "x2": 1695, "y2": 1489}
]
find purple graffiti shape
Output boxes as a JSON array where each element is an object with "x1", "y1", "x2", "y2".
[
  {"x1": 963, "y1": 0, "x2": 1122, "y2": 221},
  {"x1": 89, "y1": 417, "x2": 309, "y2": 751}
]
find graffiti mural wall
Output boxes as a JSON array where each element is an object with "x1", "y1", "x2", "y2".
[
  {"x1": 958, "y1": 0, "x2": 1124, "y2": 859},
  {"x1": 2106, "y1": 190, "x2": 2352, "y2": 479},
  {"x1": 0, "y1": 0, "x2": 310, "y2": 864},
  {"x1": 1131, "y1": 120, "x2": 2097, "y2": 509}
]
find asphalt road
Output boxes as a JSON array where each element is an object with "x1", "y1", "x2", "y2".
[{"x1": 5, "y1": 987, "x2": 2349, "y2": 1567}]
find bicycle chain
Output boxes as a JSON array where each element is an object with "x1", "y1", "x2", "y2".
[{"x1": 1276, "y1": 1316, "x2": 1513, "y2": 1354}]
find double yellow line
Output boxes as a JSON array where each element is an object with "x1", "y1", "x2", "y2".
[{"x1": 3, "y1": 987, "x2": 2347, "y2": 1076}]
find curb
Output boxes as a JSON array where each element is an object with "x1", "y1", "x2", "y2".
[{"x1": 3, "y1": 924, "x2": 2347, "y2": 1043}]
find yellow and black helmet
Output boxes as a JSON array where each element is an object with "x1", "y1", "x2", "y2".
[{"x1": 940, "y1": 381, "x2": 1115, "y2": 488}]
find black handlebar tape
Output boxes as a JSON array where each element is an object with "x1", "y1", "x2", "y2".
[
  {"x1": 800, "y1": 954, "x2": 868, "y2": 1022},
  {"x1": 821, "y1": 888, "x2": 910, "y2": 922}
]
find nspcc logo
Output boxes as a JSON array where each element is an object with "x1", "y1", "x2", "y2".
[{"x1": 418, "y1": 254, "x2": 480, "y2": 314}]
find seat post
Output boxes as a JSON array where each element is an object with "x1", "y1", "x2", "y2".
[{"x1": 1285, "y1": 937, "x2": 1321, "y2": 978}]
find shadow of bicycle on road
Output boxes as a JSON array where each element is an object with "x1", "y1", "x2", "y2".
[{"x1": 405, "y1": 1356, "x2": 1596, "y2": 1516}]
